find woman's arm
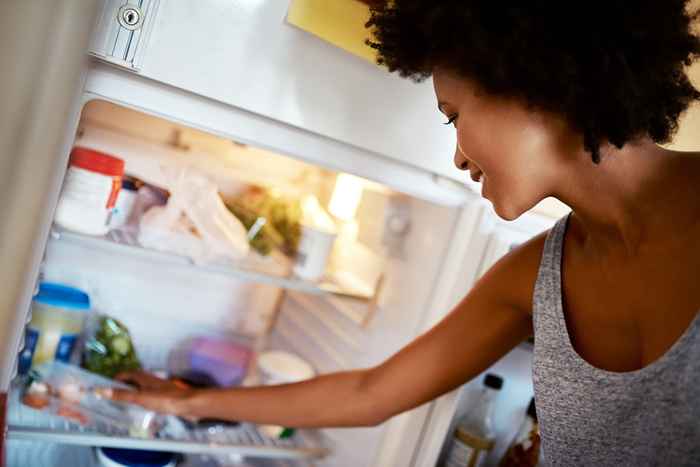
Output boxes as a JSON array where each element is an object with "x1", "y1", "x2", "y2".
[{"x1": 103, "y1": 233, "x2": 545, "y2": 427}]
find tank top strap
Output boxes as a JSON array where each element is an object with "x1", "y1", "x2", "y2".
[{"x1": 532, "y1": 213, "x2": 571, "y2": 346}]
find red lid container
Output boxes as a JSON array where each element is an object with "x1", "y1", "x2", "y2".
[{"x1": 69, "y1": 147, "x2": 124, "y2": 177}]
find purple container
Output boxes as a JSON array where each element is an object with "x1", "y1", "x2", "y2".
[{"x1": 168, "y1": 337, "x2": 253, "y2": 387}]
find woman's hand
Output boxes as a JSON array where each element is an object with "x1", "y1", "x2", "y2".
[
  {"x1": 97, "y1": 386, "x2": 193, "y2": 416},
  {"x1": 95, "y1": 371, "x2": 195, "y2": 417},
  {"x1": 115, "y1": 370, "x2": 190, "y2": 392}
]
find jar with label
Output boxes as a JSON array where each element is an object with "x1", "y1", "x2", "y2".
[
  {"x1": 443, "y1": 373, "x2": 504, "y2": 467},
  {"x1": 19, "y1": 283, "x2": 90, "y2": 373},
  {"x1": 54, "y1": 147, "x2": 125, "y2": 236},
  {"x1": 109, "y1": 176, "x2": 140, "y2": 230}
]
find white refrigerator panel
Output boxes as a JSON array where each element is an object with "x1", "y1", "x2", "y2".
[
  {"x1": 109, "y1": 0, "x2": 460, "y2": 180},
  {"x1": 83, "y1": 63, "x2": 469, "y2": 207}
]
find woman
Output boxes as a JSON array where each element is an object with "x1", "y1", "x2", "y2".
[{"x1": 103, "y1": 1, "x2": 700, "y2": 464}]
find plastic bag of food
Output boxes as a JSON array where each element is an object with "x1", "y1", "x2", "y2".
[
  {"x1": 138, "y1": 167, "x2": 249, "y2": 264},
  {"x1": 21, "y1": 361, "x2": 162, "y2": 437},
  {"x1": 82, "y1": 315, "x2": 141, "y2": 379}
]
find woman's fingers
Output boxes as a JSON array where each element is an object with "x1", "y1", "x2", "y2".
[
  {"x1": 95, "y1": 387, "x2": 184, "y2": 415},
  {"x1": 115, "y1": 371, "x2": 183, "y2": 391}
]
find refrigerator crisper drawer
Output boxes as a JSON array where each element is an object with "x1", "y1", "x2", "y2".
[{"x1": 7, "y1": 385, "x2": 327, "y2": 462}]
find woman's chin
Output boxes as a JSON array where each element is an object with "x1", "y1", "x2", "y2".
[{"x1": 490, "y1": 198, "x2": 523, "y2": 221}]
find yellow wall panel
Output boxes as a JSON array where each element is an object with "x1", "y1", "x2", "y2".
[{"x1": 287, "y1": 0, "x2": 377, "y2": 63}]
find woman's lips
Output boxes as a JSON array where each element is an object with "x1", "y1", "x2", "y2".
[{"x1": 470, "y1": 170, "x2": 483, "y2": 183}]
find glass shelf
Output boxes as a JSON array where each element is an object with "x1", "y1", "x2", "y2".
[
  {"x1": 49, "y1": 228, "x2": 375, "y2": 300},
  {"x1": 7, "y1": 384, "x2": 328, "y2": 461}
]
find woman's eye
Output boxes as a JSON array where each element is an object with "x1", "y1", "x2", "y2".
[{"x1": 443, "y1": 115, "x2": 458, "y2": 126}]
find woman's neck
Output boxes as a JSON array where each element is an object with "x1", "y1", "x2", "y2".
[{"x1": 554, "y1": 139, "x2": 700, "y2": 258}]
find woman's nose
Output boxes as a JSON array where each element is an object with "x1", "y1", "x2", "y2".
[{"x1": 454, "y1": 143, "x2": 468, "y2": 171}]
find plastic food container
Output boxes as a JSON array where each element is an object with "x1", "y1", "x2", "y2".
[
  {"x1": 54, "y1": 147, "x2": 125, "y2": 235},
  {"x1": 257, "y1": 351, "x2": 315, "y2": 385},
  {"x1": 19, "y1": 283, "x2": 90, "y2": 373},
  {"x1": 256, "y1": 351, "x2": 314, "y2": 440},
  {"x1": 22, "y1": 362, "x2": 163, "y2": 437},
  {"x1": 96, "y1": 448, "x2": 177, "y2": 467},
  {"x1": 293, "y1": 224, "x2": 337, "y2": 281},
  {"x1": 167, "y1": 336, "x2": 253, "y2": 388}
]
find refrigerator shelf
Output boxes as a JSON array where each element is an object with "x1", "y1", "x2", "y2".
[
  {"x1": 6, "y1": 440, "x2": 313, "y2": 467},
  {"x1": 7, "y1": 388, "x2": 328, "y2": 461},
  {"x1": 49, "y1": 228, "x2": 375, "y2": 300}
]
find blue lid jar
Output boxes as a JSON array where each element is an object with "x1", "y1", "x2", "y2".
[{"x1": 33, "y1": 283, "x2": 90, "y2": 311}]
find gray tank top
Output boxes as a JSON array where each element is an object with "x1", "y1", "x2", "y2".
[{"x1": 532, "y1": 214, "x2": 700, "y2": 466}]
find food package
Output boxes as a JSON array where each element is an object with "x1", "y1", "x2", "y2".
[
  {"x1": 167, "y1": 336, "x2": 253, "y2": 388},
  {"x1": 82, "y1": 315, "x2": 141, "y2": 379},
  {"x1": 138, "y1": 167, "x2": 249, "y2": 264},
  {"x1": 21, "y1": 361, "x2": 162, "y2": 437},
  {"x1": 225, "y1": 186, "x2": 302, "y2": 257}
]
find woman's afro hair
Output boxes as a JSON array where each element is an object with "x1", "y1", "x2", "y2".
[{"x1": 366, "y1": 1, "x2": 700, "y2": 162}]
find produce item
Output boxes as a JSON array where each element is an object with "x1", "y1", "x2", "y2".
[
  {"x1": 226, "y1": 187, "x2": 302, "y2": 256},
  {"x1": 20, "y1": 283, "x2": 91, "y2": 374},
  {"x1": 54, "y1": 147, "x2": 125, "y2": 235},
  {"x1": 83, "y1": 316, "x2": 141, "y2": 378},
  {"x1": 443, "y1": 374, "x2": 504, "y2": 467},
  {"x1": 499, "y1": 398, "x2": 541, "y2": 467},
  {"x1": 167, "y1": 336, "x2": 253, "y2": 388},
  {"x1": 21, "y1": 362, "x2": 162, "y2": 436}
]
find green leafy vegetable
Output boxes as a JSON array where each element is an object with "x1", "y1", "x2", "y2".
[{"x1": 82, "y1": 316, "x2": 141, "y2": 378}]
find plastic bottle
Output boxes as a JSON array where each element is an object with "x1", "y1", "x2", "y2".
[
  {"x1": 54, "y1": 147, "x2": 125, "y2": 236},
  {"x1": 444, "y1": 373, "x2": 503, "y2": 467}
]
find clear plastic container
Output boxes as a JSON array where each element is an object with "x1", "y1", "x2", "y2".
[
  {"x1": 20, "y1": 283, "x2": 90, "y2": 373},
  {"x1": 22, "y1": 361, "x2": 164, "y2": 437}
]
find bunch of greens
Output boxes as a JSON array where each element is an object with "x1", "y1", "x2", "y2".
[
  {"x1": 82, "y1": 316, "x2": 141, "y2": 378},
  {"x1": 226, "y1": 188, "x2": 301, "y2": 257}
]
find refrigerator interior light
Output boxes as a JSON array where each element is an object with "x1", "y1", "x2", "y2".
[
  {"x1": 301, "y1": 194, "x2": 337, "y2": 233},
  {"x1": 328, "y1": 173, "x2": 364, "y2": 222}
]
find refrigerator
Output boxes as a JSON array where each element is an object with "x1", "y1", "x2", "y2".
[{"x1": 0, "y1": 1, "x2": 569, "y2": 466}]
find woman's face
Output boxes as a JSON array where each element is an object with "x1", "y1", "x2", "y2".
[{"x1": 433, "y1": 68, "x2": 577, "y2": 220}]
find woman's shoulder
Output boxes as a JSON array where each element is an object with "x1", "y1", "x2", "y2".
[{"x1": 477, "y1": 227, "x2": 551, "y2": 317}]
